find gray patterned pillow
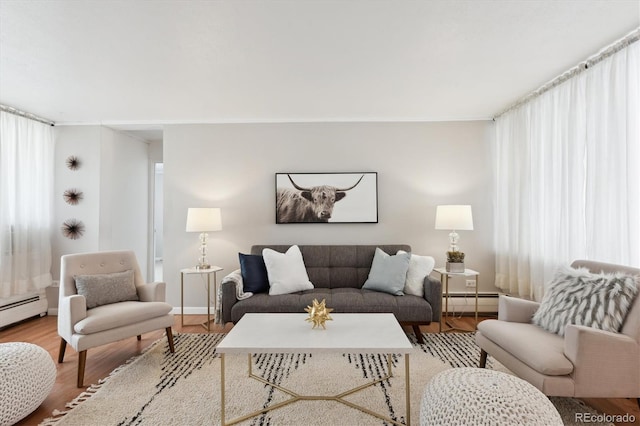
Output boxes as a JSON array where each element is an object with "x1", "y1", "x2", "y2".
[
  {"x1": 74, "y1": 269, "x2": 139, "y2": 309},
  {"x1": 532, "y1": 265, "x2": 639, "y2": 336}
]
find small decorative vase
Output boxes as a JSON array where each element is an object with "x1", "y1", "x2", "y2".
[{"x1": 446, "y1": 262, "x2": 465, "y2": 273}]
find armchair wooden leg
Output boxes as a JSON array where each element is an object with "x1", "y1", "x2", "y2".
[
  {"x1": 137, "y1": 335, "x2": 142, "y2": 341},
  {"x1": 77, "y1": 350, "x2": 87, "y2": 388},
  {"x1": 58, "y1": 338, "x2": 67, "y2": 363},
  {"x1": 479, "y1": 349, "x2": 488, "y2": 368},
  {"x1": 166, "y1": 327, "x2": 175, "y2": 353},
  {"x1": 413, "y1": 325, "x2": 425, "y2": 344}
]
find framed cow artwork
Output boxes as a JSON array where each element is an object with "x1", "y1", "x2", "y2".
[{"x1": 275, "y1": 172, "x2": 378, "y2": 224}]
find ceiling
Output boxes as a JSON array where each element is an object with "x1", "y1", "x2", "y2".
[{"x1": 1, "y1": 0, "x2": 638, "y2": 141}]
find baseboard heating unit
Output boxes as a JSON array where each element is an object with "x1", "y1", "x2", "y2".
[
  {"x1": 443, "y1": 292, "x2": 501, "y2": 314},
  {"x1": 0, "y1": 293, "x2": 48, "y2": 329}
]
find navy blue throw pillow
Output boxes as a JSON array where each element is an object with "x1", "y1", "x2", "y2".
[{"x1": 239, "y1": 253, "x2": 270, "y2": 293}]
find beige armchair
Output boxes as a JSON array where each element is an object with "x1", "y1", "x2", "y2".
[
  {"x1": 58, "y1": 250, "x2": 175, "y2": 387},
  {"x1": 476, "y1": 260, "x2": 640, "y2": 403}
]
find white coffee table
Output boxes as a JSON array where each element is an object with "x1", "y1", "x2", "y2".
[{"x1": 217, "y1": 313, "x2": 413, "y2": 426}]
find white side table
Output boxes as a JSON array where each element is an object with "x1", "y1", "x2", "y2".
[
  {"x1": 432, "y1": 267, "x2": 479, "y2": 332},
  {"x1": 180, "y1": 266, "x2": 223, "y2": 332}
]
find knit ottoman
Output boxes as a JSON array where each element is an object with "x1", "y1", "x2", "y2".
[
  {"x1": 0, "y1": 342, "x2": 56, "y2": 425},
  {"x1": 420, "y1": 368, "x2": 562, "y2": 425}
]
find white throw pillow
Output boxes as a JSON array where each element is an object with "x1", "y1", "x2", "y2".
[
  {"x1": 398, "y1": 250, "x2": 435, "y2": 297},
  {"x1": 262, "y1": 245, "x2": 314, "y2": 295}
]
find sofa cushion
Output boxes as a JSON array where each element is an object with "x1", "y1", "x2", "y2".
[
  {"x1": 239, "y1": 253, "x2": 269, "y2": 293},
  {"x1": 74, "y1": 269, "x2": 139, "y2": 309},
  {"x1": 532, "y1": 265, "x2": 639, "y2": 336},
  {"x1": 74, "y1": 301, "x2": 172, "y2": 334},
  {"x1": 230, "y1": 288, "x2": 432, "y2": 324},
  {"x1": 477, "y1": 320, "x2": 573, "y2": 376},
  {"x1": 263, "y1": 245, "x2": 314, "y2": 295},
  {"x1": 398, "y1": 250, "x2": 435, "y2": 297},
  {"x1": 362, "y1": 248, "x2": 411, "y2": 296}
]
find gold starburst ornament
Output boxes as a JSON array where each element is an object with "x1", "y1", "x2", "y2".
[{"x1": 304, "y1": 298, "x2": 333, "y2": 329}]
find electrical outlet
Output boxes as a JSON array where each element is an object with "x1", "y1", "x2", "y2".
[{"x1": 465, "y1": 279, "x2": 476, "y2": 288}]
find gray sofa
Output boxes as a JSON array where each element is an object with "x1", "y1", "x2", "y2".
[{"x1": 220, "y1": 244, "x2": 442, "y2": 342}]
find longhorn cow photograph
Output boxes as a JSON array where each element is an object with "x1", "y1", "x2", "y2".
[{"x1": 275, "y1": 172, "x2": 378, "y2": 224}]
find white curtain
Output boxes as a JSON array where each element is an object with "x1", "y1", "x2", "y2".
[
  {"x1": 0, "y1": 111, "x2": 55, "y2": 299},
  {"x1": 493, "y1": 40, "x2": 640, "y2": 300}
]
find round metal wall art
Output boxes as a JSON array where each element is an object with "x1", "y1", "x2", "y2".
[
  {"x1": 63, "y1": 188, "x2": 83, "y2": 205},
  {"x1": 66, "y1": 155, "x2": 81, "y2": 170},
  {"x1": 61, "y1": 219, "x2": 85, "y2": 240}
]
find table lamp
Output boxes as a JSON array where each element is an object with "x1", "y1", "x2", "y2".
[
  {"x1": 186, "y1": 207, "x2": 222, "y2": 269},
  {"x1": 435, "y1": 205, "x2": 474, "y2": 252}
]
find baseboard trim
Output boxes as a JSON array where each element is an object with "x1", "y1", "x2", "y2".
[{"x1": 171, "y1": 307, "x2": 214, "y2": 315}]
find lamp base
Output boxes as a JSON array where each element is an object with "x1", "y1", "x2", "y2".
[
  {"x1": 195, "y1": 263, "x2": 211, "y2": 270},
  {"x1": 448, "y1": 230, "x2": 460, "y2": 252}
]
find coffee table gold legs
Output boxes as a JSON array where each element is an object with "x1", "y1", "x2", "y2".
[
  {"x1": 220, "y1": 353, "x2": 411, "y2": 426},
  {"x1": 220, "y1": 353, "x2": 225, "y2": 425},
  {"x1": 405, "y1": 354, "x2": 411, "y2": 426}
]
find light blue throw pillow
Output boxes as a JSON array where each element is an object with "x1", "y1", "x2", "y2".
[{"x1": 362, "y1": 248, "x2": 411, "y2": 296}]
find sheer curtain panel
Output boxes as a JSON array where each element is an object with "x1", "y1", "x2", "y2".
[
  {"x1": 0, "y1": 111, "x2": 54, "y2": 299},
  {"x1": 493, "y1": 41, "x2": 640, "y2": 300}
]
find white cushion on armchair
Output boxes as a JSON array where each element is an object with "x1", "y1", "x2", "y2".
[{"x1": 73, "y1": 301, "x2": 172, "y2": 334}]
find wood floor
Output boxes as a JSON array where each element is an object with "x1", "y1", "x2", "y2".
[{"x1": 1, "y1": 314, "x2": 638, "y2": 426}]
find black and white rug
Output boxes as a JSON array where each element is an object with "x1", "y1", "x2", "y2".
[
  {"x1": 41, "y1": 332, "x2": 613, "y2": 426},
  {"x1": 409, "y1": 332, "x2": 498, "y2": 369}
]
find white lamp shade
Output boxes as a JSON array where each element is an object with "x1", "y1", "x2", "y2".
[
  {"x1": 186, "y1": 208, "x2": 222, "y2": 232},
  {"x1": 435, "y1": 205, "x2": 474, "y2": 230}
]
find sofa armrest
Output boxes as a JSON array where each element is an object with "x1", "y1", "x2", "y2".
[
  {"x1": 137, "y1": 282, "x2": 166, "y2": 302},
  {"x1": 57, "y1": 295, "x2": 87, "y2": 342},
  {"x1": 423, "y1": 275, "x2": 442, "y2": 321},
  {"x1": 498, "y1": 295, "x2": 540, "y2": 323},
  {"x1": 221, "y1": 279, "x2": 238, "y2": 324},
  {"x1": 564, "y1": 324, "x2": 640, "y2": 396}
]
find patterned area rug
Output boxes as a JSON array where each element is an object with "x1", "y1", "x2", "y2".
[{"x1": 41, "y1": 332, "x2": 613, "y2": 426}]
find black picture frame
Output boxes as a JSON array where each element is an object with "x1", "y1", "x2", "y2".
[{"x1": 275, "y1": 172, "x2": 378, "y2": 224}]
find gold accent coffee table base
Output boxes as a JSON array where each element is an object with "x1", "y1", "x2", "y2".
[{"x1": 220, "y1": 353, "x2": 410, "y2": 426}]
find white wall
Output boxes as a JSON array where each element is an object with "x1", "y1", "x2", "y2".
[
  {"x1": 164, "y1": 121, "x2": 496, "y2": 310},
  {"x1": 98, "y1": 127, "x2": 149, "y2": 274},
  {"x1": 148, "y1": 140, "x2": 164, "y2": 278},
  {"x1": 153, "y1": 166, "x2": 164, "y2": 259},
  {"x1": 52, "y1": 126, "x2": 150, "y2": 280}
]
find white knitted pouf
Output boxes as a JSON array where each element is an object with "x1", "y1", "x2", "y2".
[
  {"x1": 420, "y1": 368, "x2": 563, "y2": 426},
  {"x1": 0, "y1": 342, "x2": 56, "y2": 426}
]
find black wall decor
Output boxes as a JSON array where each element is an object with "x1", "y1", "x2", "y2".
[
  {"x1": 66, "y1": 155, "x2": 81, "y2": 170},
  {"x1": 61, "y1": 218, "x2": 85, "y2": 240},
  {"x1": 63, "y1": 188, "x2": 83, "y2": 205}
]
